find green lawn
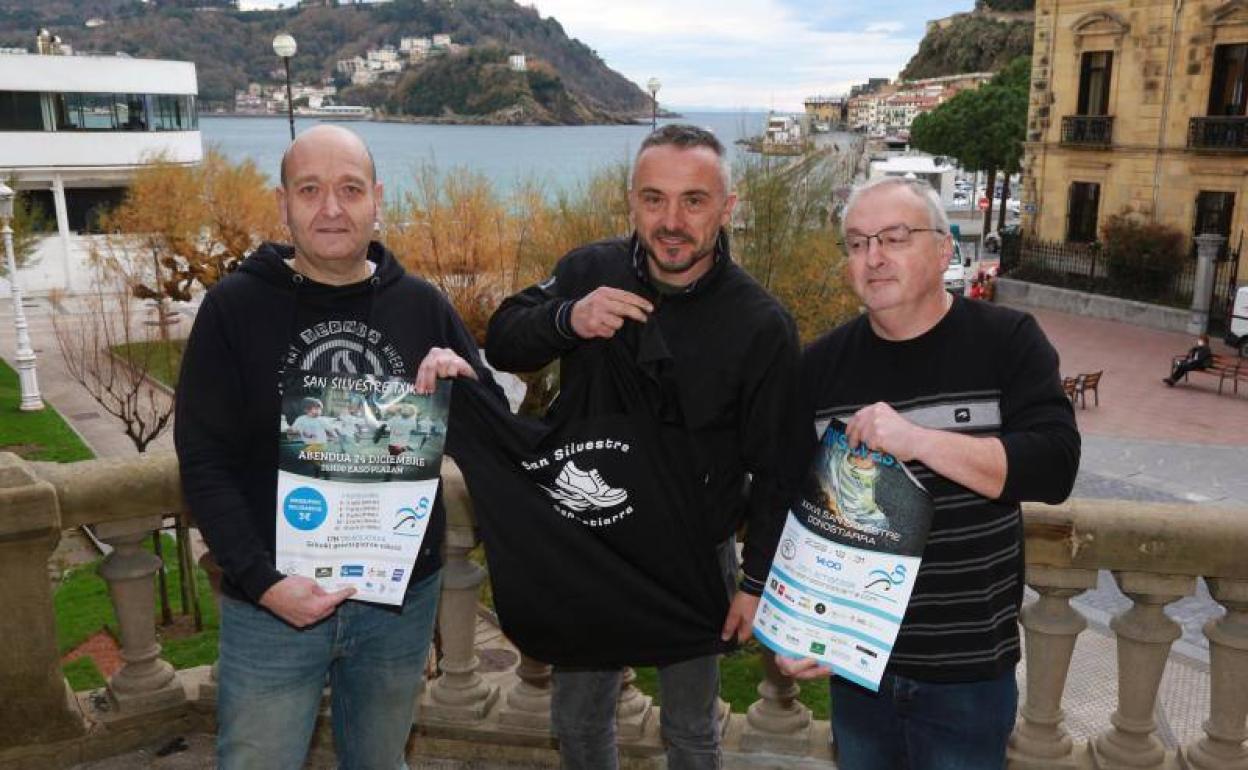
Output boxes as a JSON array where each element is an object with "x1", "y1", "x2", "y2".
[
  {"x1": 0, "y1": 359, "x2": 93, "y2": 462},
  {"x1": 632, "y1": 641, "x2": 830, "y2": 719},
  {"x1": 111, "y1": 339, "x2": 185, "y2": 389},
  {"x1": 55, "y1": 532, "x2": 219, "y2": 690}
]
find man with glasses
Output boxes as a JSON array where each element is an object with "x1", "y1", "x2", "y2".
[{"x1": 779, "y1": 176, "x2": 1080, "y2": 769}]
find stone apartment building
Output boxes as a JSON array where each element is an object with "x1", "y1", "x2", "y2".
[{"x1": 1022, "y1": 0, "x2": 1248, "y2": 286}]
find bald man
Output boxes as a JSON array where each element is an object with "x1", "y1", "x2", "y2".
[{"x1": 175, "y1": 125, "x2": 493, "y2": 769}]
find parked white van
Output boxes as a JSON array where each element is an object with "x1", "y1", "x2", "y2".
[{"x1": 1227, "y1": 286, "x2": 1248, "y2": 356}]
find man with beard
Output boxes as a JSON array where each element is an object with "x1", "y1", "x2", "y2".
[{"x1": 485, "y1": 124, "x2": 805, "y2": 769}]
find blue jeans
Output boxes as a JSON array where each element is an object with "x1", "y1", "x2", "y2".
[
  {"x1": 216, "y1": 570, "x2": 441, "y2": 770},
  {"x1": 552, "y1": 654, "x2": 722, "y2": 770},
  {"x1": 830, "y1": 668, "x2": 1018, "y2": 770}
]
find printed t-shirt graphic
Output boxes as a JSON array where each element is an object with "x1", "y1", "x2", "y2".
[{"x1": 447, "y1": 325, "x2": 732, "y2": 668}]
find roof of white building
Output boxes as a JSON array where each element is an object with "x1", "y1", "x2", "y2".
[{"x1": 0, "y1": 53, "x2": 197, "y2": 95}]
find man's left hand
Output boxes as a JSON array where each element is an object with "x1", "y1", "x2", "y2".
[
  {"x1": 845, "y1": 402, "x2": 928, "y2": 462},
  {"x1": 721, "y1": 591, "x2": 760, "y2": 643},
  {"x1": 415, "y1": 347, "x2": 478, "y2": 394}
]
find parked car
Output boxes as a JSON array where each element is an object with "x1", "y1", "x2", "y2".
[
  {"x1": 943, "y1": 224, "x2": 970, "y2": 293},
  {"x1": 983, "y1": 224, "x2": 1021, "y2": 254}
]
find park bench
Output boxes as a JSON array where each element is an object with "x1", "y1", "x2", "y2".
[
  {"x1": 1062, "y1": 372, "x2": 1103, "y2": 409},
  {"x1": 1170, "y1": 353, "x2": 1244, "y2": 395}
]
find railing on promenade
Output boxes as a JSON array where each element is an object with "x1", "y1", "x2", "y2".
[
  {"x1": 3, "y1": 451, "x2": 1248, "y2": 769},
  {"x1": 1001, "y1": 236, "x2": 1238, "y2": 311}
]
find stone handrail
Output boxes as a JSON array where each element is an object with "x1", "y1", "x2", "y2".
[{"x1": 3, "y1": 451, "x2": 1247, "y2": 769}]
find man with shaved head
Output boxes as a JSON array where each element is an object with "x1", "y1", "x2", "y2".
[{"x1": 176, "y1": 125, "x2": 491, "y2": 769}]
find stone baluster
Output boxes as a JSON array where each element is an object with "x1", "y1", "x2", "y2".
[
  {"x1": 95, "y1": 516, "x2": 185, "y2": 712},
  {"x1": 1092, "y1": 571, "x2": 1194, "y2": 769},
  {"x1": 0, "y1": 452, "x2": 85, "y2": 748},
  {"x1": 498, "y1": 654, "x2": 553, "y2": 732},
  {"x1": 1010, "y1": 565, "x2": 1097, "y2": 768},
  {"x1": 616, "y1": 666, "x2": 655, "y2": 740},
  {"x1": 422, "y1": 539, "x2": 499, "y2": 722},
  {"x1": 1180, "y1": 578, "x2": 1248, "y2": 769},
  {"x1": 740, "y1": 647, "x2": 812, "y2": 754}
]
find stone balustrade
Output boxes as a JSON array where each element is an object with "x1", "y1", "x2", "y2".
[{"x1": 2, "y1": 452, "x2": 1247, "y2": 769}]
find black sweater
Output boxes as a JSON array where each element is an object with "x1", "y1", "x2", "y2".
[
  {"x1": 175, "y1": 242, "x2": 494, "y2": 603},
  {"x1": 801, "y1": 296, "x2": 1080, "y2": 681},
  {"x1": 485, "y1": 235, "x2": 808, "y2": 590}
]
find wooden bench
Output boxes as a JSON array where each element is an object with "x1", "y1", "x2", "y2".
[{"x1": 1171, "y1": 353, "x2": 1244, "y2": 395}]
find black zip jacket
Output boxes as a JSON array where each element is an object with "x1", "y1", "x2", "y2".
[
  {"x1": 484, "y1": 234, "x2": 807, "y2": 592},
  {"x1": 175, "y1": 241, "x2": 495, "y2": 604}
]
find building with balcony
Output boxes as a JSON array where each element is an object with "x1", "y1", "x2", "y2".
[
  {"x1": 0, "y1": 48, "x2": 201, "y2": 295},
  {"x1": 1022, "y1": 0, "x2": 1248, "y2": 290}
]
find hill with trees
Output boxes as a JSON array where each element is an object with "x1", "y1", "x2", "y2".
[
  {"x1": 901, "y1": 10, "x2": 1033, "y2": 80},
  {"x1": 0, "y1": 0, "x2": 651, "y2": 123}
]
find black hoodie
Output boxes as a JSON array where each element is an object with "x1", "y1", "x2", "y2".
[
  {"x1": 485, "y1": 234, "x2": 808, "y2": 592},
  {"x1": 175, "y1": 241, "x2": 495, "y2": 604}
]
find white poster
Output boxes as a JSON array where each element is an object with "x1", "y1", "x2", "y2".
[
  {"x1": 275, "y1": 370, "x2": 450, "y2": 606},
  {"x1": 753, "y1": 419, "x2": 933, "y2": 691}
]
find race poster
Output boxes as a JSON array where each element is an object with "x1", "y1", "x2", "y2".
[
  {"x1": 753, "y1": 419, "x2": 933, "y2": 691},
  {"x1": 275, "y1": 370, "x2": 450, "y2": 605}
]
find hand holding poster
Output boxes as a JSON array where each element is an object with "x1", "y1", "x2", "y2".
[
  {"x1": 753, "y1": 419, "x2": 933, "y2": 691},
  {"x1": 275, "y1": 370, "x2": 451, "y2": 605}
]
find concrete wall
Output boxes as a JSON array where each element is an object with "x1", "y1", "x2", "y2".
[
  {"x1": 0, "y1": 131, "x2": 202, "y2": 172},
  {"x1": 994, "y1": 276, "x2": 1190, "y2": 332}
]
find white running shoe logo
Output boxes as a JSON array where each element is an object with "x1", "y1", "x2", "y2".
[{"x1": 540, "y1": 461, "x2": 629, "y2": 511}]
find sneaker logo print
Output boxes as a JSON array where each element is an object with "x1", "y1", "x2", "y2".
[{"x1": 541, "y1": 461, "x2": 629, "y2": 512}]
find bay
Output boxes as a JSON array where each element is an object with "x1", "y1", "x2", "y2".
[{"x1": 200, "y1": 112, "x2": 769, "y2": 202}]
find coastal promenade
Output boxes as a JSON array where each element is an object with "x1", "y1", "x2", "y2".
[{"x1": 1, "y1": 296, "x2": 1245, "y2": 768}]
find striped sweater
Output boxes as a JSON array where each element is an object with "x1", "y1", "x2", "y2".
[{"x1": 800, "y1": 296, "x2": 1080, "y2": 682}]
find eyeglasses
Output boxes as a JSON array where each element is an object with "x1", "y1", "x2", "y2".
[{"x1": 840, "y1": 224, "x2": 945, "y2": 257}]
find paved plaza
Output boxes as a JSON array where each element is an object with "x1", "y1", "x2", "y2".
[{"x1": 1, "y1": 294, "x2": 1244, "y2": 765}]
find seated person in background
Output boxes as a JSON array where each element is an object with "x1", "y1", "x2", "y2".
[{"x1": 1165, "y1": 334, "x2": 1213, "y2": 386}]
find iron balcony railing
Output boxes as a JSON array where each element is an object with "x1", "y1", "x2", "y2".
[
  {"x1": 1060, "y1": 115, "x2": 1114, "y2": 147},
  {"x1": 1188, "y1": 116, "x2": 1248, "y2": 151}
]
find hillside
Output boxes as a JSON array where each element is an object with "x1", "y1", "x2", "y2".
[
  {"x1": 902, "y1": 10, "x2": 1033, "y2": 80},
  {"x1": 0, "y1": 0, "x2": 651, "y2": 122}
]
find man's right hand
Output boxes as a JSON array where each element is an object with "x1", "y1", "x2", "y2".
[
  {"x1": 570, "y1": 287, "x2": 653, "y2": 339},
  {"x1": 258, "y1": 575, "x2": 355, "y2": 628}
]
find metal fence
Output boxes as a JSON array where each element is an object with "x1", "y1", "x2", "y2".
[{"x1": 999, "y1": 235, "x2": 1239, "y2": 321}]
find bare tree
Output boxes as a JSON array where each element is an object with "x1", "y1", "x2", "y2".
[{"x1": 51, "y1": 272, "x2": 175, "y2": 454}]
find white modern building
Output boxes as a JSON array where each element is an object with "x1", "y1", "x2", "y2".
[
  {"x1": 867, "y1": 153, "x2": 958, "y2": 206},
  {"x1": 0, "y1": 48, "x2": 201, "y2": 295}
]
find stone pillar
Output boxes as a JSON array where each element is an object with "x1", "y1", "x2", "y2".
[
  {"x1": 497, "y1": 654, "x2": 553, "y2": 733},
  {"x1": 616, "y1": 666, "x2": 654, "y2": 740},
  {"x1": 1092, "y1": 571, "x2": 1194, "y2": 769},
  {"x1": 1180, "y1": 578, "x2": 1248, "y2": 770},
  {"x1": 1188, "y1": 233, "x2": 1226, "y2": 335},
  {"x1": 95, "y1": 516, "x2": 184, "y2": 712},
  {"x1": 1010, "y1": 566, "x2": 1097, "y2": 768},
  {"x1": 0, "y1": 452, "x2": 85, "y2": 749},
  {"x1": 740, "y1": 647, "x2": 812, "y2": 754},
  {"x1": 421, "y1": 538, "x2": 498, "y2": 722}
]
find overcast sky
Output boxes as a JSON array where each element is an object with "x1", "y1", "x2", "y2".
[{"x1": 242, "y1": 0, "x2": 974, "y2": 110}]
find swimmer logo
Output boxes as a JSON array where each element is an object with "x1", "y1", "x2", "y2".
[
  {"x1": 392, "y1": 496, "x2": 431, "y2": 535},
  {"x1": 864, "y1": 564, "x2": 908, "y2": 591}
]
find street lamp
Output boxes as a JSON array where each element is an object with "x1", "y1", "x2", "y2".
[
  {"x1": 272, "y1": 32, "x2": 298, "y2": 141},
  {"x1": 647, "y1": 77, "x2": 661, "y2": 132},
  {"x1": 0, "y1": 182, "x2": 44, "y2": 411}
]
